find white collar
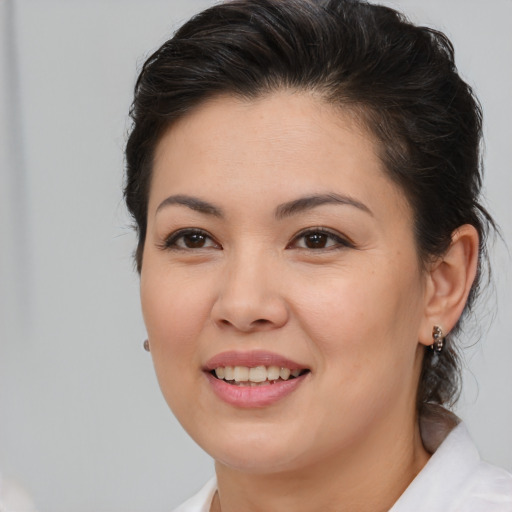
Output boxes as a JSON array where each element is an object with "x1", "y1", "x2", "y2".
[{"x1": 173, "y1": 406, "x2": 512, "y2": 511}]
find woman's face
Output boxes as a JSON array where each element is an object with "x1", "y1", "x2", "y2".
[{"x1": 141, "y1": 92, "x2": 430, "y2": 473}]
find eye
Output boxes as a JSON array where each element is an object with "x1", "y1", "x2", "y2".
[
  {"x1": 288, "y1": 228, "x2": 353, "y2": 250},
  {"x1": 162, "y1": 229, "x2": 220, "y2": 250}
]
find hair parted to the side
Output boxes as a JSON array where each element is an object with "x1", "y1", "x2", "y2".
[{"x1": 124, "y1": 0, "x2": 496, "y2": 408}]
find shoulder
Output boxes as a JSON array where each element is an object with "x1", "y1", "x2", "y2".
[
  {"x1": 0, "y1": 475, "x2": 38, "y2": 512},
  {"x1": 431, "y1": 417, "x2": 512, "y2": 511},
  {"x1": 171, "y1": 477, "x2": 217, "y2": 512},
  {"x1": 453, "y1": 460, "x2": 512, "y2": 511},
  {"x1": 392, "y1": 409, "x2": 512, "y2": 512}
]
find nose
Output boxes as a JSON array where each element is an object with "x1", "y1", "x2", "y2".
[{"x1": 211, "y1": 250, "x2": 289, "y2": 333}]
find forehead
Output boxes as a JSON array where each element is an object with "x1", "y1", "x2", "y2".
[{"x1": 150, "y1": 91, "x2": 410, "y2": 220}]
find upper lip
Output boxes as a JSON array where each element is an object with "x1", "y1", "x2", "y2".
[{"x1": 203, "y1": 350, "x2": 308, "y2": 371}]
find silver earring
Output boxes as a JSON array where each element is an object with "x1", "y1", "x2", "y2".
[
  {"x1": 143, "y1": 339, "x2": 150, "y2": 352},
  {"x1": 431, "y1": 326, "x2": 444, "y2": 353}
]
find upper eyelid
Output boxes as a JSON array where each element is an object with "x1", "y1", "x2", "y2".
[
  {"x1": 288, "y1": 227, "x2": 354, "y2": 248},
  {"x1": 161, "y1": 228, "x2": 219, "y2": 248},
  {"x1": 160, "y1": 226, "x2": 352, "y2": 249},
  {"x1": 291, "y1": 227, "x2": 351, "y2": 241}
]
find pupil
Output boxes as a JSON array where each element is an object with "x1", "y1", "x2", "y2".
[
  {"x1": 185, "y1": 233, "x2": 206, "y2": 248},
  {"x1": 305, "y1": 233, "x2": 327, "y2": 248}
]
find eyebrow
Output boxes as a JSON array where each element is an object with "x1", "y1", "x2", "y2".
[
  {"x1": 155, "y1": 192, "x2": 372, "y2": 219},
  {"x1": 275, "y1": 193, "x2": 373, "y2": 219},
  {"x1": 156, "y1": 194, "x2": 224, "y2": 217}
]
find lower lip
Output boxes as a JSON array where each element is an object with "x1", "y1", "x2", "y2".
[{"x1": 205, "y1": 372, "x2": 308, "y2": 408}]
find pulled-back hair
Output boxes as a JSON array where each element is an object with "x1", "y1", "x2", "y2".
[{"x1": 125, "y1": 0, "x2": 495, "y2": 407}]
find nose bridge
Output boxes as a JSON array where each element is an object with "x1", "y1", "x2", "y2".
[{"x1": 212, "y1": 243, "x2": 288, "y2": 332}]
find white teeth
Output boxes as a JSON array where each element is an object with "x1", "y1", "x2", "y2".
[
  {"x1": 267, "y1": 365, "x2": 280, "y2": 381},
  {"x1": 213, "y1": 365, "x2": 305, "y2": 383},
  {"x1": 234, "y1": 366, "x2": 249, "y2": 382},
  {"x1": 279, "y1": 367, "x2": 291, "y2": 380},
  {"x1": 248, "y1": 366, "x2": 267, "y2": 383},
  {"x1": 224, "y1": 366, "x2": 234, "y2": 380}
]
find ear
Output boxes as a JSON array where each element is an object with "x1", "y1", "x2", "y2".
[{"x1": 418, "y1": 224, "x2": 480, "y2": 347}]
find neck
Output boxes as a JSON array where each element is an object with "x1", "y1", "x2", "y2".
[{"x1": 212, "y1": 412, "x2": 430, "y2": 512}]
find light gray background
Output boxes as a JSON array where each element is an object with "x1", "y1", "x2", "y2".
[{"x1": 0, "y1": 0, "x2": 510, "y2": 511}]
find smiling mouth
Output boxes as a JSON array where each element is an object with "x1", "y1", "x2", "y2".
[{"x1": 210, "y1": 366, "x2": 310, "y2": 387}]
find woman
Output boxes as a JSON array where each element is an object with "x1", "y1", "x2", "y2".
[{"x1": 124, "y1": 0, "x2": 512, "y2": 510}]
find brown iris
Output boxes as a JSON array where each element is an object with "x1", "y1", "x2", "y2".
[
  {"x1": 303, "y1": 232, "x2": 329, "y2": 249},
  {"x1": 183, "y1": 233, "x2": 208, "y2": 248}
]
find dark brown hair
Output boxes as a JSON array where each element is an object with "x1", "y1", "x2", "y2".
[{"x1": 125, "y1": 0, "x2": 495, "y2": 407}]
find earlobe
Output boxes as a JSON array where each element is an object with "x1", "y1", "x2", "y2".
[{"x1": 419, "y1": 224, "x2": 480, "y2": 346}]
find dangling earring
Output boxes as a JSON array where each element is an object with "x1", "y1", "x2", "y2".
[
  {"x1": 143, "y1": 339, "x2": 150, "y2": 352},
  {"x1": 430, "y1": 325, "x2": 444, "y2": 353}
]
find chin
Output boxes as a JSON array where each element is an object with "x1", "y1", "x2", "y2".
[
  {"x1": 190, "y1": 418, "x2": 318, "y2": 474},
  {"x1": 214, "y1": 445, "x2": 304, "y2": 474}
]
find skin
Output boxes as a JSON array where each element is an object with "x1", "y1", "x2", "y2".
[{"x1": 140, "y1": 91, "x2": 479, "y2": 512}]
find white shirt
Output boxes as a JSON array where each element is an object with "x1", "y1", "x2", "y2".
[
  {"x1": 172, "y1": 408, "x2": 512, "y2": 512},
  {"x1": 0, "y1": 473, "x2": 38, "y2": 512}
]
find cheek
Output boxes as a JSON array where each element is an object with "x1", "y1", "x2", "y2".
[
  {"x1": 139, "y1": 264, "x2": 218, "y2": 424},
  {"x1": 294, "y1": 271, "x2": 419, "y2": 342},
  {"x1": 140, "y1": 263, "x2": 214, "y2": 372},
  {"x1": 290, "y1": 257, "x2": 424, "y2": 388}
]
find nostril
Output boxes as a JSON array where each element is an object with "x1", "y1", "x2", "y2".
[
  {"x1": 253, "y1": 319, "x2": 270, "y2": 325},
  {"x1": 216, "y1": 317, "x2": 274, "y2": 332}
]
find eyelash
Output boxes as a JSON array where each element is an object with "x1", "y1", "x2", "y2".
[
  {"x1": 288, "y1": 228, "x2": 354, "y2": 251},
  {"x1": 160, "y1": 227, "x2": 354, "y2": 252},
  {"x1": 161, "y1": 228, "x2": 219, "y2": 251}
]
